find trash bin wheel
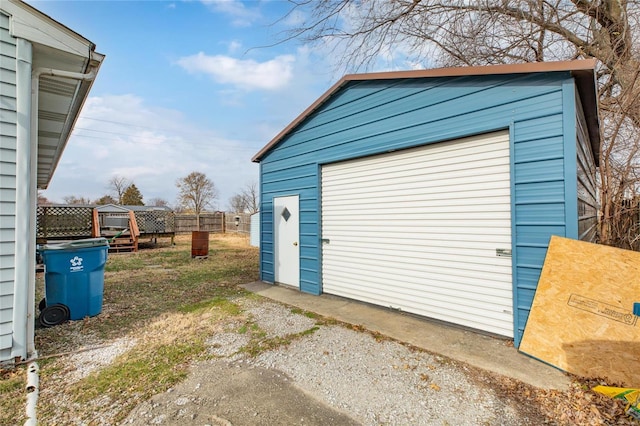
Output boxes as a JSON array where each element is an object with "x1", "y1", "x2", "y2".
[
  {"x1": 38, "y1": 298, "x2": 46, "y2": 312},
  {"x1": 39, "y1": 304, "x2": 70, "y2": 328}
]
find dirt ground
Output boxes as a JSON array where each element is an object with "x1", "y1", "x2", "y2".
[
  {"x1": 122, "y1": 360, "x2": 361, "y2": 425},
  {"x1": 119, "y1": 298, "x2": 541, "y2": 426},
  {"x1": 6, "y1": 235, "x2": 635, "y2": 425}
]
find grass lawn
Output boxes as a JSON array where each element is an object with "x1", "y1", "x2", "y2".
[{"x1": 0, "y1": 233, "x2": 259, "y2": 425}]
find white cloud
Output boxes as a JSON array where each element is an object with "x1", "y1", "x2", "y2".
[
  {"x1": 176, "y1": 52, "x2": 295, "y2": 90},
  {"x1": 44, "y1": 94, "x2": 258, "y2": 208},
  {"x1": 227, "y1": 40, "x2": 242, "y2": 54},
  {"x1": 200, "y1": 0, "x2": 261, "y2": 27}
]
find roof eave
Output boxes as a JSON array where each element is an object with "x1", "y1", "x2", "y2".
[
  {"x1": 3, "y1": 0, "x2": 105, "y2": 188},
  {"x1": 39, "y1": 50, "x2": 105, "y2": 188}
]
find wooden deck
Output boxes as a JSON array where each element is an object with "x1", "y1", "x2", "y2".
[{"x1": 36, "y1": 205, "x2": 175, "y2": 253}]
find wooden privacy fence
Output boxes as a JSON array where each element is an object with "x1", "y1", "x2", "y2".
[
  {"x1": 174, "y1": 213, "x2": 224, "y2": 233},
  {"x1": 225, "y1": 213, "x2": 251, "y2": 234},
  {"x1": 174, "y1": 212, "x2": 251, "y2": 234}
]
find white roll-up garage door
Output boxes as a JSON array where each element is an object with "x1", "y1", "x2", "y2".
[{"x1": 321, "y1": 131, "x2": 513, "y2": 337}]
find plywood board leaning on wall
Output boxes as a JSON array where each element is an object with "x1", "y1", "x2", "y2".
[{"x1": 519, "y1": 236, "x2": 640, "y2": 386}]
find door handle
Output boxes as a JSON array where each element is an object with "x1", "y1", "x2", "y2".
[{"x1": 293, "y1": 242, "x2": 298, "y2": 246}]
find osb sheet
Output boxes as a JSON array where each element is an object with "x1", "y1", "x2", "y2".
[{"x1": 519, "y1": 236, "x2": 640, "y2": 386}]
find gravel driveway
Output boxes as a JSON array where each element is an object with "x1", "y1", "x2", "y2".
[{"x1": 120, "y1": 299, "x2": 544, "y2": 425}]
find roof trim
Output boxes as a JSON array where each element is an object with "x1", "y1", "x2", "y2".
[
  {"x1": 252, "y1": 59, "x2": 600, "y2": 163},
  {"x1": 2, "y1": 0, "x2": 106, "y2": 188},
  {"x1": 5, "y1": 0, "x2": 94, "y2": 56}
]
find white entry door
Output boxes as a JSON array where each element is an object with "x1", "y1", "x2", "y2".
[{"x1": 274, "y1": 195, "x2": 300, "y2": 287}]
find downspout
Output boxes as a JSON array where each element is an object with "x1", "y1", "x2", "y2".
[
  {"x1": 13, "y1": 38, "x2": 33, "y2": 362},
  {"x1": 26, "y1": 66, "x2": 98, "y2": 358}
]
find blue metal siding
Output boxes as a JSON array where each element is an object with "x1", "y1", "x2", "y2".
[
  {"x1": 259, "y1": 71, "x2": 590, "y2": 346},
  {"x1": 562, "y1": 81, "x2": 579, "y2": 240},
  {"x1": 575, "y1": 92, "x2": 599, "y2": 241}
]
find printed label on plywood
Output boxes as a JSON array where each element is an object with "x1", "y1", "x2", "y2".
[{"x1": 567, "y1": 294, "x2": 638, "y2": 326}]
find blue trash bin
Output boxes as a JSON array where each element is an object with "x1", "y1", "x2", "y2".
[{"x1": 40, "y1": 238, "x2": 109, "y2": 321}]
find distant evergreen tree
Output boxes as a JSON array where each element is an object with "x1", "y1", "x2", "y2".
[{"x1": 121, "y1": 184, "x2": 144, "y2": 206}]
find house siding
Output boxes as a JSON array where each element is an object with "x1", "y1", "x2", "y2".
[
  {"x1": 259, "y1": 71, "x2": 592, "y2": 345},
  {"x1": 0, "y1": 11, "x2": 17, "y2": 361}
]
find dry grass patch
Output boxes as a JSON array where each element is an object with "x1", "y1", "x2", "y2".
[
  {"x1": 39, "y1": 304, "x2": 245, "y2": 425},
  {"x1": 0, "y1": 232, "x2": 258, "y2": 425}
]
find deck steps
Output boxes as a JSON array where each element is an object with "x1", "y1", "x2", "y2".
[{"x1": 109, "y1": 237, "x2": 137, "y2": 253}]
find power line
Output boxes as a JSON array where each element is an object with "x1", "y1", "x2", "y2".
[
  {"x1": 80, "y1": 116, "x2": 175, "y2": 131},
  {"x1": 69, "y1": 131, "x2": 259, "y2": 152},
  {"x1": 75, "y1": 117, "x2": 265, "y2": 150}
]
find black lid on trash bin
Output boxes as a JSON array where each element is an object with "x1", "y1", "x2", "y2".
[{"x1": 40, "y1": 237, "x2": 109, "y2": 250}]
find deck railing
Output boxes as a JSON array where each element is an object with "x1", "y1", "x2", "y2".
[{"x1": 37, "y1": 205, "x2": 176, "y2": 241}]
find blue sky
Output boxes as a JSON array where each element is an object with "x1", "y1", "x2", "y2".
[{"x1": 31, "y1": 0, "x2": 343, "y2": 209}]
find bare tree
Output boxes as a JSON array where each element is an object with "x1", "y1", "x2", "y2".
[
  {"x1": 63, "y1": 195, "x2": 92, "y2": 205},
  {"x1": 241, "y1": 182, "x2": 259, "y2": 214},
  {"x1": 148, "y1": 197, "x2": 169, "y2": 207},
  {"x1": 228, "y1": 182, "x2": 259, "y2": 213},
  {"x1": 279, "y1": 0, "x2": 640, "y2": 247},
  {"x1": 108, "y1": 175, "x2": 129, "y2": 205},
  {"x1": 228, "y1": 194, "x2": 248, "y2": 213},
  {"x1": 176, "y1": 171, "x2": 218, "y2": 230},
  {"x1": 37, "y1": 191, "x2": 51, "y2": 205}
]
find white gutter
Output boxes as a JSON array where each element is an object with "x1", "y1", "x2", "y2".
[{"x1": 33, "y1": 67, "x2": 98, "y2": 81}]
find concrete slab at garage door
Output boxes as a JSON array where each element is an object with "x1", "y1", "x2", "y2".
[{"x1": 321, "y1": 131, "x2": 514, "y2": 337}]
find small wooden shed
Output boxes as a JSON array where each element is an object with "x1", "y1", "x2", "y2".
[{"x1": 252, "y1": 60, "x2": 600, "y2": 346}]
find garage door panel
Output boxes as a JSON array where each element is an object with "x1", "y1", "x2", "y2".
[
  {"x1": 327, "y1": 137, "x2": 508, "y2": 172},
  {"x1": 323, "y1": 220, "x2": 511, "y2": 233},
  {"x1": 325, "y1": 237, "x2": 512, "y2": 254},
  {"x1": 324, "y1": 161, "x2": 510, "y2": 184},
  {"x1": 321, "y1": 277, "x2": 513, "y2": 336},
  {"x1": 324, "y1": 205, "x2": 512, "y2": 219},
  {"x1": 323, "y1": 255, "x2": 512, "y2": 286},
  {"x1": 325, "y1": 233, "x2": 511, "y2": 246},
  {"x1": 322, "y1": 131, "x2": 513, "y2": 337},
  {"x1": 324, "y1": 171, "x2": 512, "y2": 192},
  {"x1": 322, "y1": 266, "x2": 512, "y2": 299},
  {"x1": 321, "y1": 274, "x2": 513, "y2": 311},
  {"x1": 323, "y1": 257, "x2": 512, "y2": 281},
  {"x1": 326, "y1": 146, "x2": 508, "y2": 173},
  {"x1": 324, "y1": 163, "x2": 511, "y2": 189},
  {"x1": 325, "y1": 195, "x2": 512, "y2": 211}
]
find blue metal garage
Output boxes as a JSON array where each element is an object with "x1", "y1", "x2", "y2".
[{"x1": 252, "y1": 60, "x2": 600, "y2": 346}]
